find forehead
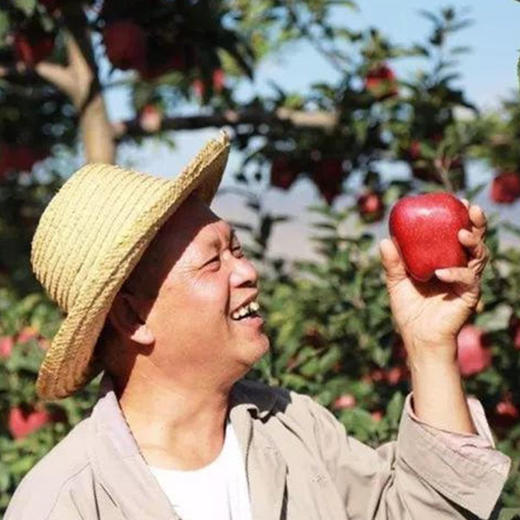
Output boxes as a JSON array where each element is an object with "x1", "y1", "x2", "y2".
[
  {"x1": 160, "y1": 196, "x2": 232, "y2": 254},
  {"x1": 124, "y1": 195, "x2": 228, "y2": 296}
]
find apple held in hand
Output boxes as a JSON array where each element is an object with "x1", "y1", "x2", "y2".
[{"x1": 389, "y1": 192, "x2": 470, "y2": 282}]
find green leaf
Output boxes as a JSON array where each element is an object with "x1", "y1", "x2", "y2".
[
  {"x1": 498, "y1": 509, "x2": 520, "y2": 520},
  {"x1": 386, "y1": 391, "x2": 404, "y2": 429},
  {"x1": 0, "y1": 11, "x2": 9, "y2": 47},
  {"x1": 13, "y1": 0, "x2": 36, "y2": 16},
  {"x1": 464, "y1": 182, "x2": 486, "y2": 201},
  {"x1": 474, "y1": 304, "x2": 511, "y2": 331},
  {"x1": 502, "y1": 222, "x2": 520, "y2": 237}
]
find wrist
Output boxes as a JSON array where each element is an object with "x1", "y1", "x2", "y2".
[{"x1": 404, "y1": 337, "x2": 458, "y2": 369}]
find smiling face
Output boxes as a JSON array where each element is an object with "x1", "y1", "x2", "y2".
[{"x1": 123, "y1": 194, "x2": 270, "y2": 388}]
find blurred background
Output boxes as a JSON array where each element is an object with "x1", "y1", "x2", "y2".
[{"x1": 0, "y1": 0, "x2": 519, "y2": 513}]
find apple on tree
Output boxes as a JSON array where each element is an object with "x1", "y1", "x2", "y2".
[
  {"x1": 0, "y1": 336, "x2": 14, "y2": 358},
  {"x1": 14, "y1": 28, "x2": 55, "y2": 67},
  {"x1": 357, "y1": 190, "x2": 385, "y2": 223},
  {"x1": 139, "y1": 105, "x2": 163, "y2": 133},
  {"x1": 490, "y1": 172, "x2": 520, "y2": 204},
  {"x1": 312, "y1": 157, "x2": 344, "y2": 204},
  {"x1": 193, "y1": 69, "x2": 226, "y2": 98},
  {"x1": 389, "y1": 192, "x2": 471, "y2": 282},
  {"x1": 333, "y1": 394, "x2": 356, "y2": 410},
  {"x1": 0, "y1": 144, "x2": 49, "y2": 179},
  {"x1": 456, "y1": 324, "x2": 492, "y2": 377},
  {"x1": 8, "y1": 406, "x2": 51, "y2": 439},
  {"x1": 365, "y1": 64, "x2": 398, "y2": 100},
  {"x1": 103, "y1": 20, "x2": 147, "y2": 73},
  {"x1": 270, "y1": 156, "x2": 300, "y2": 191},
  {"x1": 491, "y1": 396, "x2": 519, "y2": 429},
  {"x1": 509, "y1": 314, "x2": 520, "y2": 350}
]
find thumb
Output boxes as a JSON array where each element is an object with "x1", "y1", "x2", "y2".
[{"x1": 379, "y1": 238, "x2": 407, "y2": 282}]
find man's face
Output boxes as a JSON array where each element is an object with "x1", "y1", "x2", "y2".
[{"x1": 128, "y1": 194, "x2": 269, "y2": 387}]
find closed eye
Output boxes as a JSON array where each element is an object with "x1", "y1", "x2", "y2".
[
  {"x1": 205, "y1": 245, "x2": 243, "y2": 266},
  {"x1": 232, "y1": 245, "x2": 244, "y2": 257}
]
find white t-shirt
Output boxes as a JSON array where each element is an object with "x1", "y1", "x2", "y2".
[{"x1": 149, "y1": 422, "x2": 253, "y2": 520}]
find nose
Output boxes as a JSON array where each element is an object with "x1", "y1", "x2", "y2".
[{"x1": 228, "y1": 253, "x2": 259, "y2": 288}]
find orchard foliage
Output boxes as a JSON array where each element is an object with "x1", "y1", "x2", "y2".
[{"x1": 0, "y1": 0, "x2": 519, "y2": 514}]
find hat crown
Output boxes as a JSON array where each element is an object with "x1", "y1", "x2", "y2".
[{"x1": 31, "y1": 164, "x2": 169, "y2": 312}]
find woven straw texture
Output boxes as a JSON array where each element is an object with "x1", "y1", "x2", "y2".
[{"x1": 31, "y1": 131, "x2": 230, "y2": 399}]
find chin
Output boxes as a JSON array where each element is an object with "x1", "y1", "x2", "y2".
[{"x1": 242, "y1": 333, "x2": 270, "y2": 366}]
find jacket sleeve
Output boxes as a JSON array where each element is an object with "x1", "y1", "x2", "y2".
[
  {"x1": 306, "y1": 393, "x2": 511, "y2": 520},
  {"x1": 4, "y1": 464, "x2": 112, "y2": 520}
]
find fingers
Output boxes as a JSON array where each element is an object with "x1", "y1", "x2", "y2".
[
  {"x1": 458, "y1": 199, "x2": 488, "y2": 267},
  {"x1": 458, "y1": 228, "x2": 479, "y2": 248},
  {"x1": 435, "y1": 267, "x2": 477, "y2": 285},
  {"x1": 379, "y1": 238, "x2": 407, "y2": 282},
  {"x1": 468, "y1": 204, "x2": 487, "y2": 237},
  {"x1": 458, "y1": 228, "x2": 487, "y2": 262},
  {"x1": 461, "y1": 198, "x2": 487, "y2": 236}
]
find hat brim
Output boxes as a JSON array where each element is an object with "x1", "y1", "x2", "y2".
[{"x1": 36, "y1": 131, "x2": 230, "y2": 399}]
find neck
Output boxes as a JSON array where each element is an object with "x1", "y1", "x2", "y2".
[{"x1": 113, "y1": 367, "x2": 233, "y2": 471}]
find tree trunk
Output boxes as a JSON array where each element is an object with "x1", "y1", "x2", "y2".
[{"x1": 80, "y1": 93, "x2": 115, "y2": 163}]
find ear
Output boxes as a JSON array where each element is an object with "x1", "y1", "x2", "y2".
[{"x1": 107, "y1": 291, "x2": 155, "y2": 346}]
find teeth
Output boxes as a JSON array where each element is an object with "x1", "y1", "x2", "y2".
[{"x1": 231, "y1": 300, "x2": 260, "y2": 320}]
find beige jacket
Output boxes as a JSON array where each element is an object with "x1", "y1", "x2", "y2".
[{"x1": 5, "y1": 378, "x2": 510, "y2": 520}]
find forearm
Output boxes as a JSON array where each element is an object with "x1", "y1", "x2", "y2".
[{"x1": 408, "y1": 341, "x2": 477, "y2": 434}]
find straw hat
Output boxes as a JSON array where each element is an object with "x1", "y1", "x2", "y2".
[{"x1": 31, "y1": 131, "x2": 230, "y2": 399}]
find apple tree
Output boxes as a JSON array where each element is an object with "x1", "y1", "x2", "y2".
[{"x1": 0, "y1": 0, "x2": 519, "y2": 512}]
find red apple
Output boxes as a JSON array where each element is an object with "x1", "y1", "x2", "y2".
[
  {"x1": 333, "y1": 394, "x2": 356, "y2": 410},
  {"x1": 312, "y1": 157, "x2": 344, "y2": 204},
  {"x1": 509, "y1": 315, "x2": 520, "y2": 350},
  {"x1": 192, "y1": 78, "x2": 204, "y2": 98},
  {"x1": 365, "y1": 64, "x2": 398, "y2": 100},
  {"x1": 103, "y1": 21, "x2": 147, "y2": 73},
  {"x1": 212, "y1": 68, "x2": 225, "y2": 92},
  {"x1": 14, "y1": 30, "x2": 55, "y2": 66},
  {"x1": 456, "y1": 324, "x2": 492, "y2": 377},
  {"x1": 270, "y1": 156, "x2": 300, "y2": 191},
  {"x1": 389, "y1": 192, "x2": 470, "y2": 282},
  {"x1": 490, "y1": 172, "x2": 520, "y2": 204},
  {"x1": 493, "y1": 398, "x2": 519, "y2": 429},
  {"x1": 139, "y1": 105, "x2": 162, "y2": 133},
  {"x1": 0, "y1": 144, "x2": 49, "y2": 178},
  {"x1": 408, "y1": 140, "x2": 422, "y2": 161},
  {"x1": 8, "y1": 406, "x2": 50, "y2": 439},
  {"x1": 357, "y1": 190, "x2": 385, "y2": 222},
  {"x1": 0, "y1": 336, "x2": 14, "y2": 358},
  {"x1": 362, "y1": 368, "x2": 385, "y2": 383},
  {"x1": 371, "y1": 410, "x2": 384, "y2": 422},
  {"x1": 193, "y1": 69, "x2": 226, "y2": 98},
  {"x1": 385, "y1": 365, "x2": 408, "y2": 385}
]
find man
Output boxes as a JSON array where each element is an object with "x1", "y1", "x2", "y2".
[{"x1": 6, "y1": 132, "x2": 511, "y2": 519}]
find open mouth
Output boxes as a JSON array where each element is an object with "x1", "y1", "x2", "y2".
[{"x1": 231, "y1": 300, "x2": 261, "y2": 321}]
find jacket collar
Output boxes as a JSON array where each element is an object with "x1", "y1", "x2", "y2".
[
  {"x1": 230, "y1": 379, "x2": 280, "y2": 419},
  {"x1": 86, "y1": 375, "x2": 282, "y2": 519}
]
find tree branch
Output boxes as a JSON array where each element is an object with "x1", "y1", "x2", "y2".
[
  {"x1": 34, "y1": 6, "x2": 115, "y2": 164},
  {"x1": 113, "y1": 107, "x2": 339, "y2": 140}
]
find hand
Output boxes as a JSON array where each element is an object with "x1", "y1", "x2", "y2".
[{"x1": 379, "y1": 200, "x2": 488, "y2": 362}]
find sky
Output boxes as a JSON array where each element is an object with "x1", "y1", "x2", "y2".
[{"x1": 103, "y1": 0, "x2": 520, "y2": 260}]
